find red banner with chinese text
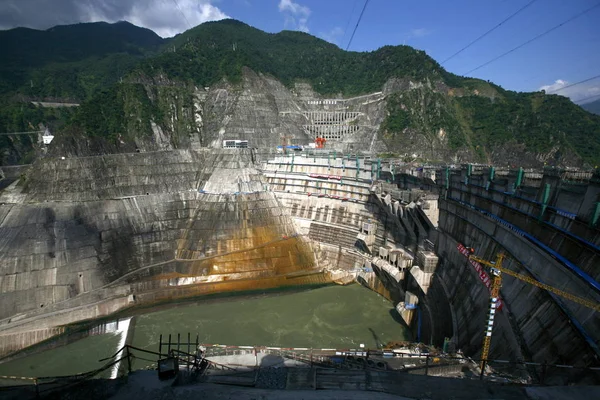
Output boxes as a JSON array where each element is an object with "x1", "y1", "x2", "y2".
[{"x1": 456, "y1": 243, "x2": 504, "y2": 311}]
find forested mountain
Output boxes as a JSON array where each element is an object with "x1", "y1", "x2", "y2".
[
  {"x1": 1, "y1": 19, "x2": 600, "y2": 167},
  {"x1": 139, "y1": 19, "x2": 452, "y2": 95},
  {"x1": 581, "y1": 99, "x2": 600, "y2": 115},
  {"x1": 0, "y1": 21, "x2": 165, "y2": 164},
  {"x1": 0, "y1": 21, "x2": 165, "y2": 100}
]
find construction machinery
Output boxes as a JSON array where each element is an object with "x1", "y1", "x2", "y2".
[
  {"x1": 280, "y1": 134, "x2": 294, "y2": 154},
  {"x1": 466, "y1": 249, "x2": 600, "y2": 374},
  {"x1": 315, "y1": 136, "x2": 326, "y2": 149}
]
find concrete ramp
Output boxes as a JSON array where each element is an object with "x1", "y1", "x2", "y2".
[
  {"x1": 286, "y1": 368, "x2": 316, "y2": 390},
  {"x1": 205, "y1": 371, "x2": 256, "y2": 386},
  {"x1": 200, "y1": 149, "x2": 265, "y2": 193}
]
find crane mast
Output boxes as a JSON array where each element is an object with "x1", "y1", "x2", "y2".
[
  {"x1": 469, "y1": 252, "x2": 505, "y2": 372},
  {"x1": 467, "y1": 250, "x2": 599, "y2": 375}
]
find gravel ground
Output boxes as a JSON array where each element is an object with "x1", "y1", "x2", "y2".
[{"x1": 255, "y1": 367, "x2": 288, "y2": 389}]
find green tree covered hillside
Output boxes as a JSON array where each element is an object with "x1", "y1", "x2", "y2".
[
  {"x1": 1, "y1": 19, "x2": 600, "y2": 167},
  {"x1": 0, "y1": 21, "x2": 165, "y2": 100},
  {"x1": 137, "y1": 19, "x2": 451, "y2": 96}
]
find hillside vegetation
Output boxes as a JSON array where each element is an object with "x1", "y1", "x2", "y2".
[
  {"x1": 139, "y1": 20, "x2": 453, "y2": 95},
  {"x1": 1, "y1": 19, "x2": 600, "y2": 167},
  {"x1": 0, "y1": 21, "x2": 165, "y2": 164},
  {"x1": 0, "y1": 21, "x2": 164, "y2": 99}
]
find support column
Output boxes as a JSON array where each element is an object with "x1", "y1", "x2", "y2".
[
  {"x1": 444, "y1": 167, "x2": 450, "y2": 200},
  {"x1": 591, "y1": 203, "x2": 600, "y2": 227},
  {"x1": 464, "y1": 164, "x2": 472, "y2": 185},
  {"x1": 538, "y1": 183, "x2": 551, "y2": 220},
  {"x1": 512, "y1": 167, "x2": 524, "y2": 193},
  {"x1": 577, "y1": 170, "x2": 600, "y2": 223},
  {"x1": 485, "y1": 166, "x2": 495, "y2": 191},
  {"x1": 538, "y1": 168, "x2": 562, "y2": 206}
]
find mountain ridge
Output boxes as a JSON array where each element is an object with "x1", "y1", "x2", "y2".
[
  {"x1": 0, "y1": 20, "x2": 166, "y2": 99},
  {"x1": 581, "y1": 98, "x2": 600, "y2": 115},
  {"x1": 1, "y1": 19, "x2": 599, "y2": 168}
]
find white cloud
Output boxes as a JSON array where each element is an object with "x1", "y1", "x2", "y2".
[
  {"x1": 278, "y1": 0, "x2": 310, "y2": 33},
  {"x1": 122, "y1": 0, "x2": 229, "y2": 38},
  {"x1": 408, "y1": 28, "x2": 431, "y2": 38},
  {"x1": 539, "y1": 79, "x2": 568, "y2": 93},
  {"x1": 320, "y1": 26, "x2": 344, "y2": 45},
  {"x1": 0, "y1": 0, "x2": 229, "y2": 38},
  {"x1": 278, "y1": 0, "x2": 310, "y2": 16},
  {"x1": 539, "y1": 79, "x2": 600, "y2": 104},
  {"x1": 298, "y1": 19, "x2": 309, "y2": 33}
]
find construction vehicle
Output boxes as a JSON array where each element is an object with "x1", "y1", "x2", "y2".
[
  {"x1": 315, "y1": 136, "x2": 326, "y2": 149},
  {"x1": 466, "y1": 248, "x2": 599, "y2": 374},
  {"x1": 280, "y1": 134, "x2": 294, "y2": 155},
  {"x1": 222, "y1": 139, "x2": 248, "y2": 148}
]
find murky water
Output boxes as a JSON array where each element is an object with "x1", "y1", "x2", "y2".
[
  {"x1": 0, "y1": 284, "x2": 409, "y2": 379},
  {"x1": 0, "y1": 333, "x2": 120, "y2": 382}
]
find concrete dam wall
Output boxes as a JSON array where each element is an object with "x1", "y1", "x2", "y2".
[
  {"x1": 390, "y1": 164, "x2": 600, "y2": 382},
  {"x1": 0, "y1": 150, "x2": 428, "y2": 359},
  {"x1": 49, "y1": 69, "x2": 388, "y2": 156},
  {"x1": 0, "y1": 150, "x2": 326, "y2": 357},
  {"x1": 1, "y1": 149, "x2": 598, "y2": 385}
]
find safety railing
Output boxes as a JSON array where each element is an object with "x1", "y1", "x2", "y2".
[{"x1": 1, "y1": 342, "x2": 599, "y2": 392}]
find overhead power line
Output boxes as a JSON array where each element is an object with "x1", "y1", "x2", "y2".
[
  {"x1": 545, "y1": 74, "x2": 600, "y2": 94},
  {"x1": 0, "y1": 131, "x2": 43, "y2": 136},
  {"x1": 341, "y1": 0, "x2": 359, "y2": 47},
  {"x1": 346, "y1": 0, "x2": 371, "y2": 51},
  {"x1": 574, "y1": 93, "x2": 600, "y2": 104},
  {"x1": 464, "y1": 2, "x2": 600, "y2": 75},
  {"x1": 171, "y1": 0, "x2": 192, "y2": 30},
  {"x1": 441, "y1": 0, "x2": 538, "y2": 65}
]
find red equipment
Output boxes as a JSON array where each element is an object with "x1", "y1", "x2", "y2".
[{"x1": 315, "y1": 136, "x2": 326, "y2": 149}]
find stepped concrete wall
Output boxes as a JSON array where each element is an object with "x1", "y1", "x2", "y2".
[
  {"x1": 4, "y1": 149, "x2": 598, "y2": 385},
  {"x1": 0, "y1": 150, "x2": 323, "y2": 358},
  {"x1": 1, "y1": 151, "x2": 423, "y2": 358},
  {"x1": 435, "y1": 202, "x2": 597, "y2": 366},
  {"x1": 390, "y1": 164, "x2": 600, "y2": 382},
  {"x1": 19, "y1": 150, "x2": 203, "y2": 202}
]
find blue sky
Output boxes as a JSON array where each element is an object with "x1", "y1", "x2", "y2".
[
  {"x1": 225, "y1": 0, "x2": 600, "y2": 103},
  {"x1": 1, "y1": 0, "x2": 599, "y2": 102}
]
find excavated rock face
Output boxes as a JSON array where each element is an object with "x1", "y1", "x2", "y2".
[
  {"x1": 48, "y1": 66, "x2": 572, "y2": 166},
  {"x1": 0, "y1": 149, "x2": 319, "y2": 356},
  {"x1": 191, "y1": 68, "x2": 389, "y2": 152},
  {"x1": 18, "y1": 150, "x2": 203, "y2": 202},
  {"x1": 48, "y1": 67, "x2": 392, "y2": 157}
]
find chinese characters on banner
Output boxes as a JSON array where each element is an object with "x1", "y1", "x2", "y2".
[{"x1": 456, "y1": 243, "x2": 504, "y2": 311}]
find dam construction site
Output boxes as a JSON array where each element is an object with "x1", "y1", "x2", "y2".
[
  {"x1": 0, "y1": 15, "x2": 600, "y2": 400},
  {"x1": 1, "y1": 142, "x2": 600, "y2": 399}
]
